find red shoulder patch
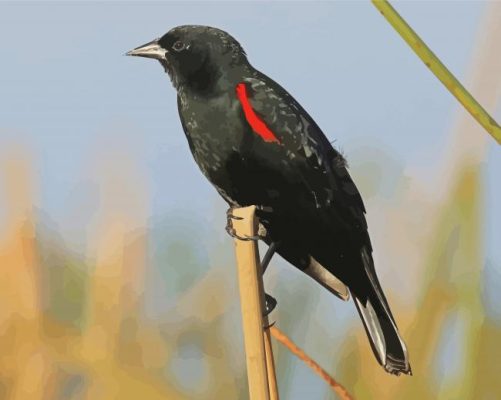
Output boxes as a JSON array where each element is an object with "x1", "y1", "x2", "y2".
[{"x1": 235, "y1": 83, "x2": 281, "y2": 144}]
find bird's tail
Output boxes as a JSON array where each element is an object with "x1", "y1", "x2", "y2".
[{"x1": 352, "y1": 247, "x2": 411, "y2": 375}]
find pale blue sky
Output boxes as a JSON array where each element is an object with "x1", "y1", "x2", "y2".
[{"x1": 0, "y1": 1, "x2": 491, "y2": 218}]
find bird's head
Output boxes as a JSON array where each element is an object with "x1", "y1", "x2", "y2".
[{"x1": 126, "y1": 25, "x2": 248, "y2": 94}]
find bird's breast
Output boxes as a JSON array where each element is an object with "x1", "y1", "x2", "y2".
[
  {"x1": 177, "y1": 90, "x2": 292, "y2": 210},
  {"x1": 178, "y1": 92, "x2": 248, "y2": 181}
]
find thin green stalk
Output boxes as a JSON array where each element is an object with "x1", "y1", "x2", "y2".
[{"x1": 372, "y1": 0, "x2": 501, "y2": 145}]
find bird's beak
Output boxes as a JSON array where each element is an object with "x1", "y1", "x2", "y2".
[{"x1": 126, "y1": 39, "x2": 167, "y2": 60}]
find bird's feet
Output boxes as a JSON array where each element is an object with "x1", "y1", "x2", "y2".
[
  {"x1": 264, "y1": 293, "x2": 277, "y2": 316},
  {"x1": 225, "y1": 207, "x2": 262, "y2": 241}
]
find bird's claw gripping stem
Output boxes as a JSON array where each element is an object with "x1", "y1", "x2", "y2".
[
  {"x1": 225, "y1": 207, "x2": 278, "y2": 323},
  {"x1": 225, "y1": 207, "x2": 263, "y2": 241},
  {"x1": 264, "y1": 293, "x2": 277, "y2": 317},
  {"x1": 225, "y1": 225, "x2": 259, "y2": 241},
  {"x1": 226, "y1": 207, "x2": 243, "y2": 220},
  {"x1": 263, "y1": 319, "x2": 276, "y2": 330}
]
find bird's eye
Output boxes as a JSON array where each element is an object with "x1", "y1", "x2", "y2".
[{"x1": 172, "y1": 41, "x2": 186, "y2": 52}]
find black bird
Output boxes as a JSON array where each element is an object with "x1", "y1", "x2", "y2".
[{"x1": 127, "y1": 25, "x2": 411, "y2": 375}]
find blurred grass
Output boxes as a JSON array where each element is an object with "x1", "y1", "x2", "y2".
[{"x1": 0, "y1": 133, "x2": 498, "y2": 400}]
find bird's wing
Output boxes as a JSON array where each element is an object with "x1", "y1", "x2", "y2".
[{"x1": 239, "y1": 74, "x2": 368, "y2": 237}]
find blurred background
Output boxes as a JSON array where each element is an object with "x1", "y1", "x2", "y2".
[{"x1": 0, "y1": 1, "x2": 500, "y2": 399}]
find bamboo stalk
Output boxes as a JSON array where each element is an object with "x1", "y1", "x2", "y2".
[
  {"x1": 264, "y1": 328, "x2": 279, "y2": 400},
  {"x1": 371, "y1": 0, "x2": 501, "y2": 144},
  {"x1": 232, "y1": 205, "x2": 275, "y2": 400}
]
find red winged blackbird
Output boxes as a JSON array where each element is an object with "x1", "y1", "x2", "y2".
[{"x1": 127, "y1": 25, "x2": 411, "y2": 375}]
